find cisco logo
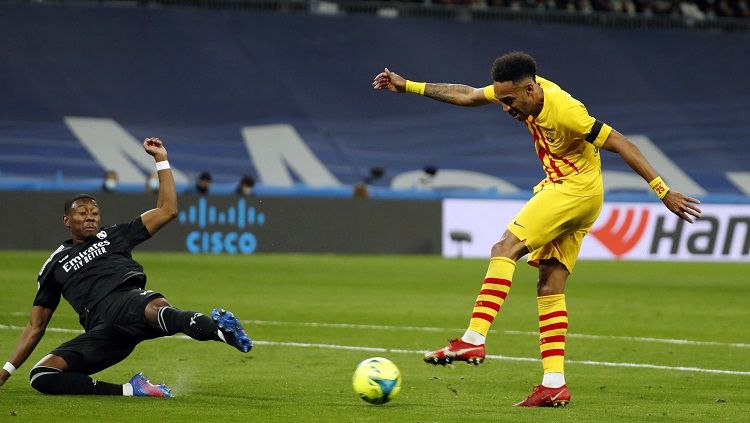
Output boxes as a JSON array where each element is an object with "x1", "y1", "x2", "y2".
[{"x1": 178, "y1": 197, "x2": 266, "y2": 254}]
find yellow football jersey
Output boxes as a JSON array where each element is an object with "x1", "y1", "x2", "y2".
[{"x1": 484, "y1": 76, "x2": 612, "y2": 196}]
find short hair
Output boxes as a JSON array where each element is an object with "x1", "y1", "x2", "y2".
[
  {"x1": 491, "y1": 51, "x2": 537, "y2": 84},
  {"x1": 64, "y1": 194, "x2": 97, "y2": 214}
]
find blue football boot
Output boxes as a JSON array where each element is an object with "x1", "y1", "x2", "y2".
[
  {"x1": 211, "y1": 308, "x2": 253, "y2": 353},
  {"x1": 129, "y1": 372, "x2": 173, "y2": 398}
]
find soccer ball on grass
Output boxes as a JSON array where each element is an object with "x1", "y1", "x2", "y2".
[{"x1": 352, "y1": 357, "x2": 402, "y2": 405}]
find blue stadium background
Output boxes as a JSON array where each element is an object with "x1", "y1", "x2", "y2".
[{"x1": 1, "y1": 2, "x2": 749, "y2": 198}]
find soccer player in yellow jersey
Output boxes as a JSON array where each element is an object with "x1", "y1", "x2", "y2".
[{"x1": 372, "y1": 51, "x2": 702, "y2": 407}]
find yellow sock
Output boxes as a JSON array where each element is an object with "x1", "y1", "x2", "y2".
[
  {"x1": 466, "y1": 257, "x2": 515, "y2": 337},
  {"x1": 537, "y1": 294, "x2": 568, "y2": 374}
]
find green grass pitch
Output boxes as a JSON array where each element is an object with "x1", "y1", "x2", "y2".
[{"x1": 0, "y1": 251, "x2": 748, "y2": 422}]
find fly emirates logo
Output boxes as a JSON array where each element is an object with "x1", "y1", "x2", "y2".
[{"x1": 62, "y1": 241, "x2": 110, "y2": 272}]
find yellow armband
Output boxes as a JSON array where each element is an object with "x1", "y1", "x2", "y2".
[
  {"x1": 649, "y1": 176, "x2": 670, "y2": 199},
  {"x1": 405, "y1": 80, "x2": 426, "y2": 96}
]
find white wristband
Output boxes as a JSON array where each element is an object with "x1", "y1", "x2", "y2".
[
  {"x1": 3, "y1": 361, "x2": 16, "y2": 375},
  {"x1": 155, "y1": 160, "x2": 170, "y2": 171}
]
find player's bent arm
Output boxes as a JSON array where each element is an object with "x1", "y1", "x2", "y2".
[
  {"x1": 599, "y1": 129, "x2": 659, "y2": 182},
  {"x1": 600, "y1": 129, "x2": 702, "y2": 223},
  {"x1": 0, "y1": 306, "x2": 55, "y2": 386},
  {"x1": 140, "y1": 167, "x2": 178, "y2": 235},
  {"x1": 141, "y1": 138, "x2": 179, "y2": 235}
]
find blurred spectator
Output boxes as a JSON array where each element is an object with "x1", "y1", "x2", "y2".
[
  {"x1": 353, "y1": 182, "x2": 370, "y2": 199},
  {"x1": 680, "y1": 0, "x2": 706, "y2": 19},
  {"x1": 739, "y1": 0, "x2": 750, "y2": 17},
  {"x1": 196, "y1": 171, "x2": 212, "y2": 195},
  {"x1": 102, "y1": 170, "x2": 118, "y2": 193},
  {"x1": 418, "y1": 165, "x2": 438, "y2": 190},
  {"x1": 145, "y1": 172, "x2": 159, "y2": 194},
  {"x1": 235, "y1": 174, "x2": 256, "y2": 197},
  {"x1": 473, "y1": 0, "x2": 748, "y2": 18},
  {"x1": 185, "y1": 171, "x2": 212, "y2": 195},
  {"x1": 579, "y1": 0, "x2": 594, "y2": 12},
  {"x1": 715, "y1": 0, "x2": 734, "y2": 16},
  {"x1": 364, "y1": 166, "x2": 385, "y2": 184}
]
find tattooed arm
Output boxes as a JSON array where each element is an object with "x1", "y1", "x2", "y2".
[{"x1": 372, "y1": 68, "x2": 493, "y2": 107}]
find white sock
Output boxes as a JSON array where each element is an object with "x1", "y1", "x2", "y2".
[
  {"x1": 542, "y1": 372, "x2": 565, "y2": 388},
  {"x1": 461, "y1": 329, "x2": 486, "y2": 345},
  {"x1": 122, "y1": 383, "x2": 134, "y2": 396}
]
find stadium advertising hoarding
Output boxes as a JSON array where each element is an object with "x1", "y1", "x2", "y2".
[
  {"x1": 0, "y1": 192, "x2": 441, "y2": 254},
  {"x1": 174, "y1": 196, "x2": 441, "y2": 255},
  {"x1": 442, "y1": 199, "x2": 750, "y2": 261}
]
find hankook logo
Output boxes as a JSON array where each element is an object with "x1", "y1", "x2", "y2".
[{"x1": 591, "y1": 207, "x2": 650, "y2": 257}]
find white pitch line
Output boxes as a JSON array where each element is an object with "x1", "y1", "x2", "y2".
[
  {"x1": 245, "y1": 319, "x2": 750, "y2": 349},
  {"x1": 502, "y1": 330, "x2": 750, "y2": 349},
  {"x1": 4, "y1": 313, "x2": 749, "y2": 348},
  {"x1": 1, "y1": 324, "x2": 748, "y2": 376},
  {"x1": 3, "y1": 312, "x2": 749, "y2": 348},
  {"x1": 0, "y1": 325, "x2": 83, "y2": 334}
]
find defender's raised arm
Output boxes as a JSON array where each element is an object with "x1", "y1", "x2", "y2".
[
  {"x1": 140, "y1": 137, "x2": 178, "y2": 235},
  {"x1": 372, "y1": 67, "x2": 492, "y2": 107}
]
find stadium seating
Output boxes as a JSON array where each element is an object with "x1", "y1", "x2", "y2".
[{"x1": 0, "y1": 2, "x2": 748, "y2": 198}]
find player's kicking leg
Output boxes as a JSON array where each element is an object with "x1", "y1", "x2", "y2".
[
  {"x1": 424, "y1": 231, "x2": 527, "y2": 366},
  {"x1": 146, "y1": 297, "x2": 253, "y2": 353},
  {"x1": 422, "y1": 258, "x2": 508, "y2": 365}
]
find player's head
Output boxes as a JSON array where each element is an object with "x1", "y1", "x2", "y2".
[
  {"x1": 492, "y1": 51, "x2": 536, "y2": 84},
  {"x1": 491, "y1": 52, "x2": 541, "y2": 122},
  {"x1": 63, "y1": 194, "x2": 101, "y2": 242}
]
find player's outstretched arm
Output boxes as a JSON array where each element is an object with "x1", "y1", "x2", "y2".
[
  {"x1": 141, "y1": 137, "x2": 178, "y2": 235},
  {"x1": 372, "y1": 67, "x2": 492, "y2": 107},
  {"x1": 601, "y1": 129, "x2": 702, "y2": 223},
  {"x1": 0, "y1": 306, "x2": 54, "y2": 387}
]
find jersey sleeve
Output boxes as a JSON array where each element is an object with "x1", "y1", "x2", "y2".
[
  {"x1": 116, "y1": 216, "x2": 152, "y2": 247},
  {"x1": 560, "y1": 104, "x2": 612, "y2": 148},
  {"x1": 33, "y1": 265, "x2": 61, "y2": 310}
]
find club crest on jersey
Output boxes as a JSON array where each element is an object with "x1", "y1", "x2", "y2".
[
  {"x1": 96, "y1": 230, "x2": 107, "y2": 239},
  {"x1": 545, "y1": 129, "x2": 561, "y2": 142}
]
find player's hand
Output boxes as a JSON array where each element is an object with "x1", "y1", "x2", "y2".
[
  {"x1": 662, "y1": 190, "x2": 701, "y2": 223},
  {"x1": 143, "y1": 137, "x2": 168, "y2": 162},
  {"x1": 372, "y1": 68, "x2": 406, "y2": 93}
]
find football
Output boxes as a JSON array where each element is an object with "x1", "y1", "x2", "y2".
[{"x1": 351, "y1": 357, "x2": 402, "y2": 405}]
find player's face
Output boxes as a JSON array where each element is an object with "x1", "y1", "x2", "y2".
[
  {"x1": 493, "y1": 79, "x2": 536, "y2": 122},
  {"x1": 64, "y1": 199, "x2": 101, "y2": 242}
]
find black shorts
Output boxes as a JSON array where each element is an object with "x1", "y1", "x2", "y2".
[{"x1": 50, "y1": 288, "x2": 166, "y2": 375}]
